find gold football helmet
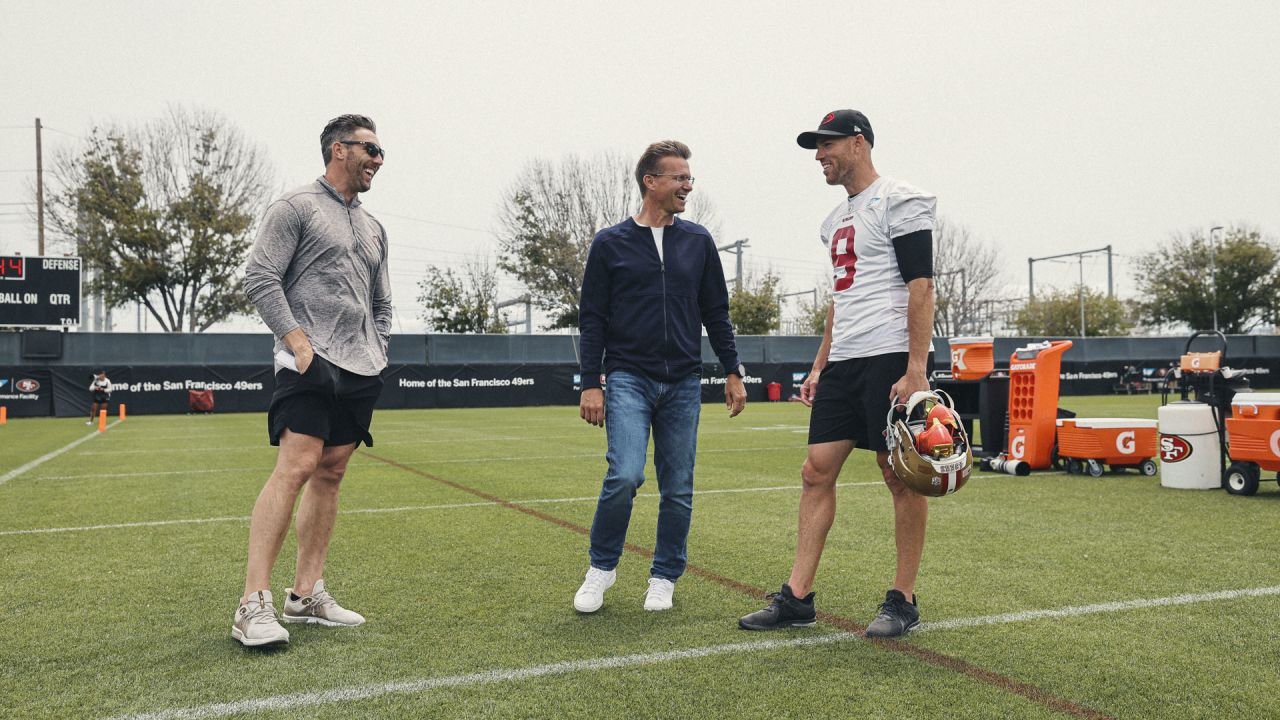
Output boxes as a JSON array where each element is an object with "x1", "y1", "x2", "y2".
[{"x1": 885, "y1": 390, "x2": 973, "y2": 497}]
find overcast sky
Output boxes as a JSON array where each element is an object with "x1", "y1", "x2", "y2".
[{"x1": 2, "y1": 0, "x2": 1277, "y2": 333}]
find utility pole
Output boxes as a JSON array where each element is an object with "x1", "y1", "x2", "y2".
[
  {"x1": 1209, "y1": 226, "x2": 1224, "y2": 333},
  {"x1": 1028, "y1": 246, "x2": 1114, "y2": 299},
  {"x1": 780, "y1": 288, "x2": 817, "y2": 334},
  {"x1": 717, "y1": 238, "x2": 749, "y2": 292},
  {"x1": 496, "y1": 294, "x2": 533, "y2": 334},
  {"x1": 35, "y1": 118, "x2": 45, "y2": 255}
]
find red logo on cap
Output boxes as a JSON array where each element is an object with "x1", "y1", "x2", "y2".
[{"x1": 822, "y1": 112, "x2": 836, "y2": 125}]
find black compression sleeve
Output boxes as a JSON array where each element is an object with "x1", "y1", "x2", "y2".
[{"x1": 892, "y1": 229, "x2": 933, "y2": 283}]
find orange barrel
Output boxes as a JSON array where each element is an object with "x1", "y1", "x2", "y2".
[
  {"x1": 1006, "y1": 340, "x2": 1073, "y2": 470},
  {"x1": 948, "y1": 336, "x2": 995, "y2": 381}
]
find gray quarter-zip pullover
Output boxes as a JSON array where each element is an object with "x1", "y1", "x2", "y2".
[{"x1": 244, "y1": 177, "x2": 392, "y2": 377}]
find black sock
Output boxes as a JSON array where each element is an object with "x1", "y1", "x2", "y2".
[{"x1": 782, "y1": 584, "x2": 815, "y2": 604}]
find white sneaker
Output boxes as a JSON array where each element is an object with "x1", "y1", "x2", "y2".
[
  {"x1": 573, "y1": 566, "x2": 616, "y2": 613},
  {"x1": 644, "y1": 577, "x2": 675, "y2": 611},
  {"x1": 282, "y1": 579, "x2": 365, "y2": 627},
  {"x1": 232, "y1": 590, "x2": 290, "y2": 647}
]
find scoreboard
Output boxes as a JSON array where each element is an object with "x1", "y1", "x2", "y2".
[{"x1": 0, "y1": 255, "x2": 82, "y2": 327}]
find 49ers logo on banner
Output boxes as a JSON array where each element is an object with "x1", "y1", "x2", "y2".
[
  {"x1": 15, "y1": 378, "x2": 39, "y2": 392},
  {"x1": 1159, "y1": 434, "x2": 1192, "y2": 463}
]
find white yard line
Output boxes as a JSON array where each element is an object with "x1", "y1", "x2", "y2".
[
  {"x1": 106, "y1": 584, "x2": 1280, "y2": 720},
  {"x1": 19, "y1": 446, "x2": 805, "y2": 483},
  {"x1": 915, "y1": 585, "x2": 1280, "y2": 632},
  {"x1": 0, "y1": 482, "x2": 883, "y2": 537},
  {"x1": 81, "y1": 426, "x2": 797, "y2": 455},
  {"x1": 0, "y1": 421, "x2": 122, "y2": 488}
]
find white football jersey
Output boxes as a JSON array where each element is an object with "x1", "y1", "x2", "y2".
[{"x1": 820, "y1": 176, "x2": 936, "y2": 360}]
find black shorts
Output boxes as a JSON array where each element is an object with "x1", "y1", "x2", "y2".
[
  {"x1": 268, "y1": 356, "x2": 384, "y2": 448},
  {"x1": 807, "y1": 352, "x2": 911, "y2": 451},
  {"x1": 92, "y1": 392, "x2": 110, "y2": 404}
]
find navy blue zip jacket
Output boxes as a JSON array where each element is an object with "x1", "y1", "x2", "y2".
[{"x1": 578, "y1": 217, "x2": 740, "y2": 389}]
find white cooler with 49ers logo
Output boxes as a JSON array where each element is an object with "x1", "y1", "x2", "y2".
[{"x1": 1157, "y1": 401, "x2": 1221, "y2": 489}]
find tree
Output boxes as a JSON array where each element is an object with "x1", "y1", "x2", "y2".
[
  {"x1": 933, "y1": 217, "x2": 1006, "y2": 337},
  {"x1": 1015, "y1": 285, "x2": 1133, "y2": 336},
  {"x1": 496, "y1": 152, "x2": 720, "y2": 329},
  {"x1": 729, "y1": 271, "x2": 783, "y2": 335},
  {"x1": 45, "y1": 107, "x2": 275, "y2": 331},
  {"x1": 416, "y1": 261, "x2": 508, "y2": 333},
  {"x1": 1131, "y1": 226, "x2": 1280, "y2": 334}
]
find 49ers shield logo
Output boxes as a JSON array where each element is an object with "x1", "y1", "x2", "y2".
[
  {"x1": 1159, "y1": 434, "x2": 1192, "y2": 463},
  {"x1": 15, "y1": 378, "x2": 39, "y2": 392}
]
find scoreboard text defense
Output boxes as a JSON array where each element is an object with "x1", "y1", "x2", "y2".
[{"x1": 0, "y1": 255, "x2": 82, "y2": 327}]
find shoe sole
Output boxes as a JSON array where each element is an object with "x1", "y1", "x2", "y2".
[
  {"x1": 865, "y1": 620, "x2": 919, "y2": 638},
  {"x1": 231, "y1": 626, "x2": 289, "y2": 647},
  {"x1": 643, "y1": 603, "x2": 673, "y2": 611},
  {"x1": 738, "y1": 618, "x2": 817, "y2": 631},
  {"x1": 281, "y1": 614, "x2": 364, "y2": 627}
]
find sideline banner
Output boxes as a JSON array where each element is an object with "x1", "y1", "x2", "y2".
[
  {"x1": 0, "y1": 368, "x2": 53, "y2": 417},
  {"x1": 1, "y1": 359, "x2": 1276, "y2": 417}
]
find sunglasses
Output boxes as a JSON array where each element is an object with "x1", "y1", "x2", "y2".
[{"x1": 339, "y1": 140, "x2": 386, "y2": 159}]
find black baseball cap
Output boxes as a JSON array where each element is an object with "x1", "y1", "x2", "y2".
[{"x1": 796, "y1": 109, "x2": 874, "y2": 149}]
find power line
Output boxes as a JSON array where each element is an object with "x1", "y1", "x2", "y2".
[
  {"x1": 378, "y1": 211, "x2": 494, "y2": 235},
  {"x1": 41, "y1": 125, "x2": 83, "y2": 140}
]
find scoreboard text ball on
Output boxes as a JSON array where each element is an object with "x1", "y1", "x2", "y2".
[{"x1": 0, "y1": 255, "x2": 83, "y2": 328}]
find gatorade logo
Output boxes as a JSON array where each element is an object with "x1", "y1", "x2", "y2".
[
  {"x1": 1116, "y1": 431, "x2": 1136, "y2": 454},
  {"x1": 951, "y1": 347, "x2": 968, "y2": 370},
  {"x1": 1270, "y1": 429, "x2": 1280, "y2": 458},
  {"x1": 1190, "y1": 356, "x2": 1201, "y2": 368},
  {"x1": 1010, "y1": 435, "x2": 1026, "y2": 459},
  {"x1": 1160, "y1": 434, "x2": 1192, "y2": 463}
]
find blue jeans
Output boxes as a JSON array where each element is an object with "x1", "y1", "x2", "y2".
[{"x1": 588, "y1": 370, "x2": 702, "y2": 581}]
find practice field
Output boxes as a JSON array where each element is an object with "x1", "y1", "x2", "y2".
[{"x1": 1, "y1": 395, "x2": 1277, "y2": 719}]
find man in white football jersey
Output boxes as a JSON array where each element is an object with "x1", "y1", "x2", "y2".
[{"x1": 740, "y1": 110, "x2": 936, "y2": 637}]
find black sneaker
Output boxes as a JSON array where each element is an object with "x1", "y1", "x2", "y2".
[
  {"x1": 738, "y1": 584, "x2": 817, "y2": 631},
  {"x1": 865, "y1": 589, "x2": 919, "y2": 638}
]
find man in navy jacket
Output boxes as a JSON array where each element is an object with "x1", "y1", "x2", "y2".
[{"x1": 574, "y1": 140, "x2": 747, "y2": 613}]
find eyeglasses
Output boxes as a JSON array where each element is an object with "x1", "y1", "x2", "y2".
[
  {"x1": 339, "y1": 140, "x2": 386, "y2": 159},
  {"x1": 648, "y1": 173, "x2": 695, "y2": 185}
]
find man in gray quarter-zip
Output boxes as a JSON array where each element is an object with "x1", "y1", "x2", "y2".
[{"x1": 232, "y1": 114, "x2": 392, "y2": 648}]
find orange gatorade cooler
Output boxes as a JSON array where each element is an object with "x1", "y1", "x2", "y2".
[
  {"x1": 948, "y1": 336, "x2": 995, "y2": 381},
  {"x1": 1055, "y1": 418, "x2": 1158, "y2": 477},
  {"x1": 1221, "y1": 392, "x2": 1280, "y2": 495},
  {"x1": 1006, "y1": 340, "x2": 1073, "y2": 470}
]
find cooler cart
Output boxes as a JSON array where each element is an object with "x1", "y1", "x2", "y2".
[
  {"x1": 1221, "y1": 393, "x2": 1280, "y2": 495},
  {"x1": 1056, "y1": 418, "x2": 1158, "y2": 477}
]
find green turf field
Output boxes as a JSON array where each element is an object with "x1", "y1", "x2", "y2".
[{"x1": 1, "y1": 395, "x2": 1278, "y2": 719}]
